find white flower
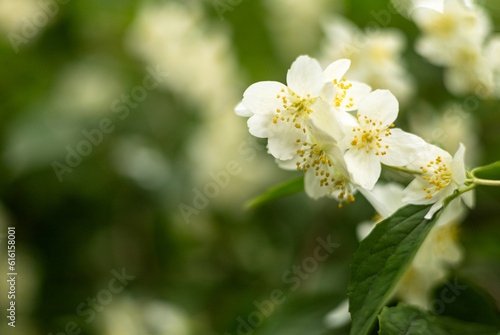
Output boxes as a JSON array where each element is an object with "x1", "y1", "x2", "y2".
[
  {"x1": 403, "y1": 143, "x2": 474, "y2": 219},
  {"x1": 412, "y1": 0, "x2": 491, "y2": 49},
  {"x1": 340, "y1": 90, "x2": 426, "y2": 190},
  {"x1": 320, "y1": 16, "x2": 414, "y2": 105},
  {"x1": 241, "y1": 56, "x2": 349, "y2": 160},
  {"x1": 278, "y1": 127, "x2": 357, "y2": 203}
]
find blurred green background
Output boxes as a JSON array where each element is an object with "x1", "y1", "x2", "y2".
[{"x1": 0, "y1": 0, "x2": 499, "y2": 334}]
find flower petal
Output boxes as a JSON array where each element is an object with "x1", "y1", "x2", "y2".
[
  {"x1": 425, "y1": 201, "x2": 444, "y2": 220},
  {"x1": 461, "y1": 188, "x2": 475, "y2": 208},
  {"x1": 344, "y1": 148, "x2": 381, "y2": 190},
  {"x1": 435, "y1": 197, "x2": 466, "y2": 227},
  {"x1": 308, "y1": 99, "x2": 345, "y2": 143},
  {"x1": 267, "y1": 122, "x2": 305, "y2": 160},
  {"x1": 451, "y1": 143, "x2": 467, "y2": 185},
  {"x1": 235, "y1": 101, "x2": 253, "y2": 117},
  {"x1": 247, "y1": 113, "x2": 273, "y2": 138},
  {"x1": 357, "y1": 89, "x2": 399, "y2": 129},
  {"x1": 356, "y1": 221, "x2": 375, "y2": 241},
  {"x1": 276, "y1": 156, "x2": 299, "y2": 171},
  {"x1": 403, "y1": 178, "x2": 435, "y2": 205},
  {"x1": 406, "y1": 143, "x2": 452, "y2": 171},
  {"x1": 343, "y1": 82, "x2": 372, "y2": 111},
  {"x1": 379, "y1": 129, "x2": 427, "y2": 166},
  {"x1": 304, "y1": 169, "x2": 329, "y2": 199},
  {"x1": 411, "y1": 7, "x2": 443, "y2": 32},
  {"x1": 360, "y1": 183, "x2": 405, "y2": 218},
  {"x1": 323, "y1": 59, "x2": 351, "y2": 82},
  {"x1": 286, "y1": 56, "x2": 324, "y2": 97},
  {"x1": 243, "y1": 81, "x2": 287, "y2": 114}
]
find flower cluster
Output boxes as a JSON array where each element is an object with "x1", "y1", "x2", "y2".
[
  {"x1": 236, "y1": 55, "x2": 474, "y2": 215},
  {"x1": 411, "y1": 0, "x2": 500, "y2": 97},
  {"x1": 320, "y1": 15, "x2": 415, "y2": 106}
]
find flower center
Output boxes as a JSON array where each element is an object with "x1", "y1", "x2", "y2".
[
  {"x1": 273, "y1": 88, "x2": 315, "y2": 134},
  {"x1": 295, "y1": 142, "x2": 333, "y2": 182},
  {"x1": 350, "y1": 117, "x2": 394, "y2": 155},
  {"x1": 419, "y1": 156, "x2": 452, "y2": 199},
  {"x1": 333, "y1": 78, "x2": 354, "y2": 109},
  {"x1": 295, "y1": 140, "x2": 355, "y2": 204},
  {"x1": 429, "y1": 14, "x2": 457, "y2": 36}
]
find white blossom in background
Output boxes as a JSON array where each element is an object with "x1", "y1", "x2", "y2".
[
  {"x1": 320, "y1": 16, "x2": 415, "y2": 106},
  {"x1": 263, "y1": 0, "x2": 341, "y2": 62},
  {"x1": 126, "y1": 2, "x2": 241, "y2": 118},
  {"x1": 484, "y1": 35, "x2": 500, "y2": 97},
  {"x1": 99, "y1": 297, "x2": 192, "y2": 335},
  {"x1": 52, "y1": 60, "x2": 125, "y2": 117},
  {"x1": 391, "y1": 0, "x2": 474, "y2": 18},
  {"x1": 409, "y1": 101, "x2": 481, "y2": 165},
  {"x1": 411, "y1": 0, "x2": 498, "y2": 97},
  {"x1": 403, "y1": 143, "x2": 474, "y2": 219},
  {"x1": 3, "y1": 59, "x2": 123, "y2": 175},
  {"x1": 0, "y1": 0, "x2": 42, "y2": 32},
  {"x1": 127, "y1": 2, "x2": 277, "y2": 203}
]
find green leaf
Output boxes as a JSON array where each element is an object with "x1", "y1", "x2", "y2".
[
  {"x1": 348, "y1": 204, "x2": 437, "y2": 335},
  {"x1": 245, "y1": 176, "x2": 304, "y2": 209},
  {"x1": 432, "y1": 277, "x2": 500, "y2": 326},
  {"x1": 378, "y1": 305, "x2": 500, "y2": 335},
  {"x1": 471, "y1": 160, "x2": 500, "y2": 180}
]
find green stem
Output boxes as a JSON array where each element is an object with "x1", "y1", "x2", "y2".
[
  {"x1": 470, "y1": 177, "x2": 500, "y2": 186},
  {"x1": 383, "y1": 164, "x2": 422, "y2": 175},
  {"x1": 443, "y1": 183, "x2": 477, "y2": 207}
]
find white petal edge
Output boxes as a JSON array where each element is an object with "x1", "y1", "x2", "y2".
[
  {"x1": 286, "y1": 55, "x2": 325, "y2": 97},
  {"x1": 247, "y1": 113, "x2": 273, "y2": 138},
  {"x1": 379, "y1": 129, "x2": 427, "y2": 166},
  {"x1": 357, "y1": 89, "x2": 399, "y2": 129},
  {"x1": 323, "y1": 59, "x2": 351, "y2": 82},
  {"x1": 235, "y1": 101, "x2": 254, "y2": 117},
  {"x1": 451, "y1": 143, "x2": 467, "y2": 185},
  {"x1": 242, "y1": 81, "x2": 287, "y2": 114}
]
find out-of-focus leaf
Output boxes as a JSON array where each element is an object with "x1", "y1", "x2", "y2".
[
  {"x1": 378, "y1": 305, "x2": 500, "y2": 335},
  {"x1": 245, "y1": 176, "x2": 304, "y2": 209},
  {"x1": 472, "y1": 160, "x2": 500, "y2": 180},
  {"x1": 432, "y1": 276, "x2": 500, "y2": 327}
]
